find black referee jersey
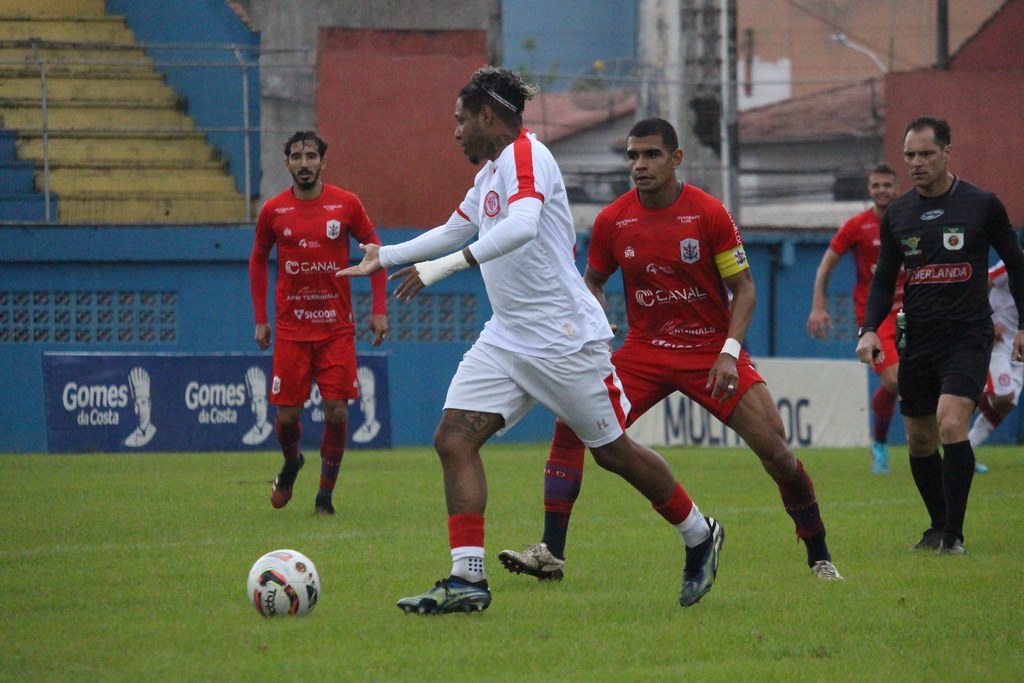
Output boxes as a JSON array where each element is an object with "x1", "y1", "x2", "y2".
[{"x1": 863, "y1": 177, "x2": 1024, "y2": 330}]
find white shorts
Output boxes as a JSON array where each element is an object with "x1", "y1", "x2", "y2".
[
  {"x1": 986, "y1": 333, "x2": 1024, "y2": 404},
  {"x1": 444, "y1": 339, "x2": 630, "y2": 448}
]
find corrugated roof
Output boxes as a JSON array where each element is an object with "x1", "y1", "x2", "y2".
[
  {"x1": 739, "y1": 78, "x2": 884, "y2": 142},
  {"x1": 525, "y1": 79, "x2": 884, "y2": 146},
  {"x1": 523, "y1": 89, "x2": 637, "y2": 144}
]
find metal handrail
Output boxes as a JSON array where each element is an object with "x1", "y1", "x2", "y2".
[
  {"x1": 0, "y1": 39, "x2": 312, "y2": 224},
  {"x1": 233, "y1": 46, "x2": 252, "y2": 221},
  {"x1": 28, "y1": 38, "x2": 51, "y2": 222}
]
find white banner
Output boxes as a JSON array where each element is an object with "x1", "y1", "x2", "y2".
[{"x1": 626, "y1": 358, "x2": 869, "y2": 448}]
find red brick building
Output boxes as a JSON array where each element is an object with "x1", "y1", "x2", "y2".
[{"x1": 884, "y1": 0, "x2": 1024, "y2": 224}]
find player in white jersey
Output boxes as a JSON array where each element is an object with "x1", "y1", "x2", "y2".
[
  {"x1": 340, "y1": 67, "x2": 723, "y2": 615},
  {"x1": 968, "y1": 260, "x2": 1024, "y2": 469}
]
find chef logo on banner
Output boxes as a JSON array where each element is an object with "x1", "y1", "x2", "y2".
[{"x1": 43, "y1": 353, "x2": 390, "y2": 453}]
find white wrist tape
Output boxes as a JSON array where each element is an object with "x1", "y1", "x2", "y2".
[
  {"x1": 721, "y1": 338, "x2": 741, "y2": 359},
  {"x1": 414, "y1": 250, "x2": 471, "y2": 288}
]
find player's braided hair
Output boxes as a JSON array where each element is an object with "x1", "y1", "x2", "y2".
[{"x1": 459, "y1": 66, "x2": 539, "y2": 126}]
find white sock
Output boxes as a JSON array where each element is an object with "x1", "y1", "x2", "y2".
[
  {"x1": 450, "y1": 546, "x2": 485, "y2": 583},
  {"x1": 968, "y1": 415, "x2": 994, "y2": 449},
  {"x1": 676, "y1": 504, "x2": 711, "y2": 548}
]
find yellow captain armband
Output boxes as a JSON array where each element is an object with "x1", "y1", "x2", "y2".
[{"x1": 714, "y1": 244, "x2": 749, "y2": 278}]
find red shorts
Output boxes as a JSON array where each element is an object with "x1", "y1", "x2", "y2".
[
  {"x1": 611, "y1": 341, "x2": 765, "y2": 425},
  {"x1": 270, "y1": 333, "x2": 358, "y2": 405},
  {"x1": 872, "y1": 310, "x2": 899, "y2": 375}
]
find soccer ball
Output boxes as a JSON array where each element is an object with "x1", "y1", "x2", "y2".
[{"x1": 246, "y1": 549, "x2": 320, "y2": 617}]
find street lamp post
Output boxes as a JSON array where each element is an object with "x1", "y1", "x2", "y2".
[{"x1": 830, "y1": 32, "x2": 886, "y2": 73}]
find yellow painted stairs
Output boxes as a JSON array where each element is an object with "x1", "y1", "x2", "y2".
[{"x1": 0, "y1": 0, "x2": 249, "y2": 223}]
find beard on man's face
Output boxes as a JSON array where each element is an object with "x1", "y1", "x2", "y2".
[{"x1": 292, "y1": 169, "x2": 318, "y2": 189}]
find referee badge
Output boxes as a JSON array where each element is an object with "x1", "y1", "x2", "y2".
[{"x1": 943, "y1": 227, "x2": 964, "y2": 250}]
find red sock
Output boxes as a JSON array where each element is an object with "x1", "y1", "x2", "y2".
[
  {"x1": 651, "y1": 482, "x2": 694, "y2": 525},
  {"x1": 776, "y1": 460, "x2": 825, "y2": 538},
  {"x1": 275, "y1": 416, "x2": 301, "y2": 461},
  {"x1": 319, "y1": 419, "x2": 347, "y2": 492},
  {"x1": 540, "y1": 421, "x2": 586, "y2": 557},
  {"x1": 872, "y1": 385, "x2": 897, "y2": 443},
  {"x1": 448, "y1": 513, "x2": 485, "y2": 549},
  {"x1": 544, "y1": 420, "x2": 586, "y2": 514}
]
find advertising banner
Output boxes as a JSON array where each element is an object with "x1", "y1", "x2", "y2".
[
  {"x1": 626, "y1": 358, "x2": 869, "y2": 448},
  {"x1": 42, "y1": 352, "x2": 390, "y2": 453}
]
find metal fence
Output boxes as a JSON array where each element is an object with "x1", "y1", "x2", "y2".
[
  {"x1": 0, "y1": 38, "x2": 883, "y2": 225},
  {"x1": 0, "y1": 40, "x2": 293, "y2": 224}
]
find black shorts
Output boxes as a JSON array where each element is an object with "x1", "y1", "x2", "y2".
[{"x1": 898, "y1": 320, "x2": 994, "y2": 417}]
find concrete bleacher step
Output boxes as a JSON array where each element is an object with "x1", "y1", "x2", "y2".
[
  {"x1": 0, "y1": 3, "x2": 250, "y2": 224},
  {"x1": 0, "y1": 17, "x2": 135, "y2": 43},
  {"x1": 0, "y1": 191, "x2": 57, "y2": 221},
  {"x1": 0, "y1": 43, "x2": 153, "y2": 75},
  {"x1": 0, "y1": 127, "x2": 15, "y2": 155},
  {"x1": 0, "y1": 73, "x2": 176, "y2": 105},
  {"x1": 46, "y1": 166, "x2": 239, "y2": 194},
  {"x1": 0, "y1": 159, "x2": 36, "y2": 192},
  {"x1": 0, "y1": 0, "x2": 106, "y2": 17},
  {"x1": 0, "y1": 101, "x2": 195, "y2": 131},
  {"x1": 16, "y1": 132, "x2": 220, "y2": 165},
  {"x1": 58, "y1": 194, "x2": 248, "y2": 224}
]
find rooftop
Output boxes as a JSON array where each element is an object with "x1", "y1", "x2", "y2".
[{"x1": 740, "y1": 78, "x2": 884, "y2": 143}]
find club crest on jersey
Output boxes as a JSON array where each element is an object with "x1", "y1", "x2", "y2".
[
  {"x1": 326, "y1": 219, "x2": 341, "y2": 240},
  {"x1": 484, "y1": 190, "x2": 501, "y2": 218},
  {"x1": 901, "y1": 236, "x2": 922, "y2": 256},
  {"x1": 943, "y1": 227, "x2": 964, "y2": 250},
  {"x1": 680, "y1": 238, "x2": 700, "y2": 264}
]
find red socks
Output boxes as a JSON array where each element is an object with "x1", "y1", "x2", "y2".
[
  {"x1": 652, "y1": 482, "x2": 694, "y2": 525},
  {"x1": 448, "y1": 513, "x2": 485, "y2": 549}
]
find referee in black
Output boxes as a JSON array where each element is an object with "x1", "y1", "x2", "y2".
[{"x1": 856, "y1": 115, "x2": 1024, "y2": 554}]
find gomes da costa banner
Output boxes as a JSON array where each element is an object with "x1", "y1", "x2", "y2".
[{"x1": 42, "y1": 352, "x2": 390, "y2": 453}]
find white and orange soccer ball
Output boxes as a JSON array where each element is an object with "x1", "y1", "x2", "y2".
[{"x1": 246, "y1": 549, "x2": 320, "y2": 617}]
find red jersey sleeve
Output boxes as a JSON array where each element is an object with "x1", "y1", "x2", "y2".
[
  {"x1": 587, "y1": 206, "x2": 619, "y2": 276},
  {"x1": 705, "y1": 201, "x2": 744, "y2": 269},
  {"x1": 249, "y1": 202, "x2": 276, "y2": 325},
  {"x1": 828, "y1": 217, "x2": 860, "y2": 256}
]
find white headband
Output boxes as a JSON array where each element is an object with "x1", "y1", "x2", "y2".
[{"x1": 483, "y1": 86, "x2": 520, "y2": 114}]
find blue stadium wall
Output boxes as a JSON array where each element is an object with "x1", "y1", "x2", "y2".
[{"x1": 1, "y1": 225, "x2": 1018, "y2": 452}]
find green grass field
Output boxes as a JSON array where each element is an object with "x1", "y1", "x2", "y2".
[{"x1": 3, "y1": 444, "x2": 1023, "y2": 681}]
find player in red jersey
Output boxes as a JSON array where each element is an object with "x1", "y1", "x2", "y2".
[
  {"x1": 499, "y1": 118, "x2": 842, "y2": 582},
  {"x1": 807, "y1": 164, "x2": 903, "y2": 474},
  {"x1": 249, "y1": 131, "x2": 388, "y2": 515}
]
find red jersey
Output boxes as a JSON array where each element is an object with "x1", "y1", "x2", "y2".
[
  {"x1": 829, "y1": 208, "x2": 903, "y2": 324},
  {"x1": 588, "y1": 184, "x2": 747, "y2": 351},
  {"x1": 249, "y1": 184, "x2": 386, "y2": 341}
]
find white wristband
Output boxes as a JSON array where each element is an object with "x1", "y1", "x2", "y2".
[
  {"x1": 721, "y1": 338, "x2": 741, "y2": 359},
  {"x1": 414, "y1": 250, "x2": 471, "y2": 287}
]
